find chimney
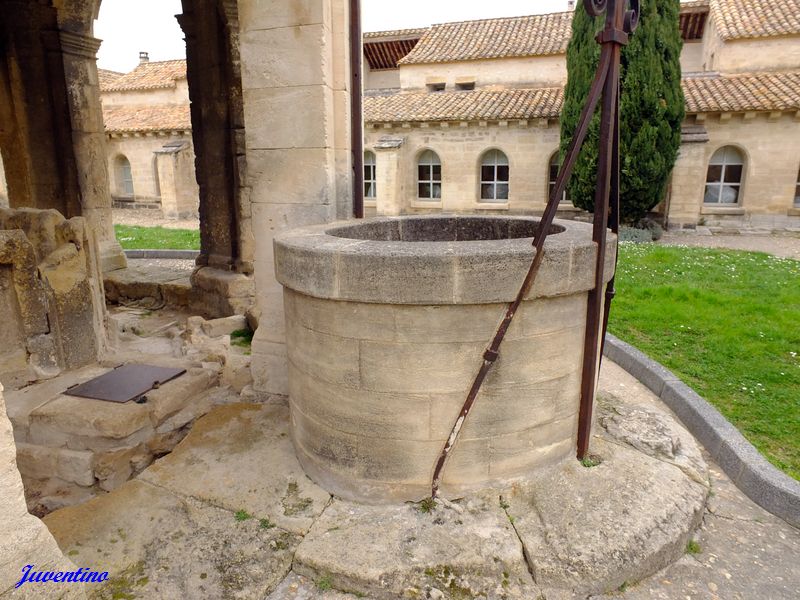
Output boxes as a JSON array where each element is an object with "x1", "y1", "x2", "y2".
[
  {"x1": 567, "y1": 0, "x2": 576, "y2": 9},
  {"x1": 139, "y1": 51, "x2": 149, "y2": 64}
]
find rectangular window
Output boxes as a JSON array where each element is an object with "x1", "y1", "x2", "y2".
[
  {"x1": 427, "y1": 83, "x2": 446, "y2": 93},
  {"x1": 455, "y1": 82, "x2": 475, "y2": 91},
  {"x1": 795, "y1": 167, "x2": 800, "y2": 207}
]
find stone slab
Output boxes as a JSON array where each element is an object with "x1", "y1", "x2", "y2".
[
  {"x1": 138, "y1": 402, "x2": 331, "y2": 535},
  {"x1": 44, "y1": 479, "x2": 297, "y2": 600},
  {"x1": 294, "y1": 496, "x2": 539, "y2": 600},
  {"x1": 505, "y1": 436, "x2": 708, "y2": 595}
]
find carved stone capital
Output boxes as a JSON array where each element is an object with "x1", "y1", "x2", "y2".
[{"x1": 59, "y1": 30, "x2": 102, "y2": 59}]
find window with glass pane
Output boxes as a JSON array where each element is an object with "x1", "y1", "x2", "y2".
[
  {"x1": 704, "y1": 146, "x2": 744, "y2": 205},
  {"x1": 480, "y1": 150, "x2": 509, "y2": 202},
  {"x1": 795, "y1": 166, "x2": 800, "y2": 207},
  {"x1": 364, "y1": 151, "x2": 376, "y2": 199},
  {"x1": 548, "y1": 153, "x2": 570, "y2": 203},
  {"x1": 116, "y1": 155, "x2": 134, "y2": 197},
  {"x1": 417, "y1": 150, "x2": 442, "y2": 200}
]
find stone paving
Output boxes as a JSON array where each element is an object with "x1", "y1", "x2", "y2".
[
  {"x1": 661, "y1": 231, "x2": 800, "y2": 260},
  {"x1": 36, "y1": 359, "x2": 799, "y2": 599}
]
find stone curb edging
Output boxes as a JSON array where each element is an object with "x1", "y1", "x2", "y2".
[
  {"x1": 603, "y1": 333, "x2": 800, "y2": 529},
  {"x1": 124, "y1": 249, "x2": 200, "y2": 260}
]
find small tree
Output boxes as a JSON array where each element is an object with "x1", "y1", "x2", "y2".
[{"x1": 560, "y1": 0, "x2": 685, "y2": 224}]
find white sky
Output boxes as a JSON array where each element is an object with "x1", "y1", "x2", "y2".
[{"x1": 96, "y1": 0, "x2": 571, "y2": 73}]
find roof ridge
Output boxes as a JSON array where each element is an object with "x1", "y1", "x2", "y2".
[{"x1": 427, "y1": 11, "x2": 573, "y2": 28}]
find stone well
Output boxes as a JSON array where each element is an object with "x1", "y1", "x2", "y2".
[{"x1": 274, "y1": 215, "x2": 616, "y2": 503}]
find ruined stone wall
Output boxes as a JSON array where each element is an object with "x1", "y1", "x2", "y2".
[{"x1": 0, "y1": 208, "x2": 106, "y2": 389}]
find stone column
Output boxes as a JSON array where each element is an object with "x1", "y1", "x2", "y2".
[
  {"x1": 374, "y1": 136, "x2": 404, "y2": 216},
  {"x1": 59, "y1": 31, "x2": 126, "y2": 272},
  {"x1": 0, "y1": 384, "x2": 86, "y2": 598},
  {"x1": 0, "y1": 1, "x2": 82, "y2": 218},
  {"x1": 239, "y1": 0, "x2": 354, "y2": 394},
  {"x1": 178, "y1": 0, "x2": 255, "y2": 318}
]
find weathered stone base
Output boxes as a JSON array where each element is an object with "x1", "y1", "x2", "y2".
[
  {"x1": 189, "y1": 267, "x2": 256, "y2": 318},
  {"x1": 5, "y1": 360, "x2": 222, "y2": 515},
  {"x1": 42, "y1": 387, "x2": 708, "y2": 599}
]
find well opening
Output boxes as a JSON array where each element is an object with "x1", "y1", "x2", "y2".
[{"x1": 327, "y1": 215, "x2": 566, "y2": 242}]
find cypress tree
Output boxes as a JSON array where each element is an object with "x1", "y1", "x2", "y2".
[{"x1": 560, "y1": 0, "x2": 685, "y2": 224}]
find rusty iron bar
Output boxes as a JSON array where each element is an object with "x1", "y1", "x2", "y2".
[
  {"x1": 350, "y1": 0, "x2": 365, "y2": 218},
  {"x1": 576, "y1": 0, "x2": 638, "y2": 460},
  {"x1": 429, "y1": 0, "x2": 641, "y2": 499}
]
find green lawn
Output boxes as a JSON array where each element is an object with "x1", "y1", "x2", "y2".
[
  {"x1": 609, "y1": 243, "x2": 800, "y2": 480},
  {"x1": 115, "y1": 225, "x2": 200, "y2": 250}
]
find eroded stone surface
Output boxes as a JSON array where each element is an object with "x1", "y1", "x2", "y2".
[
  {"x1": 504, "y1": 436, "x2": 708, "y2": 596},
  {"x1": 138, "y1": 402, "x2": 330, "y2": 534},
  {"x1": 44, "y1": 479, "x2": 296, "y2": 600},
  {"x1": 294, "y1": 495, "x2": 539, "y2": 600}
]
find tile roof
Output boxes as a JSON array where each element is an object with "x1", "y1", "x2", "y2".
[
  {"x1": 710, "y1": 0, "x2": 800, "y2": 40},
  {"x1": 98, "y1": 69, "x2": 124, "y2": 88},
  {"x1": 364, "y1": 87, "x2": 565, "y2": 123},
  {"x1": 398, "y1": 12, "x2": 574, "y2": 65},
  {"x1": 365, "y1": 71, "x2": 800, "y2": 123},
  {"x1": 363, "y1": 28, "x2": 429, "y2": 39},
  {"x1": 103, "y1": 105, "x2": 192, "y2": 133},
  {"x1": 682, "y1": 71, "x2": 800, "y2": 112},
  {"x1": 100, "y1": 60, "x2": 187, "y2": 92}
]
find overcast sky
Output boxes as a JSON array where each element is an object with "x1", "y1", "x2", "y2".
[{"x1": 96, "y1": 0, "x2": 571, "y2": 72}]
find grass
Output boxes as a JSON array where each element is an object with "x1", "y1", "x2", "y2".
[
  {"x1": 610, "y1": 243, "x2": 800, "y2": 479},
  {"x1": 234, "y1": 509, "x2": 252, "y2": 522},
  {"x1": 114, "y1": 224, "x2": 200, "y2": 250},
  {"x1": 686, "y1": 539, "x2": 702, "y2": 555}
]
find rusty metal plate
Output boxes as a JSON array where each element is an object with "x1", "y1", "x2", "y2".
[{"x1": 65, "y1": 364, "x2": 186, "y2": 403}]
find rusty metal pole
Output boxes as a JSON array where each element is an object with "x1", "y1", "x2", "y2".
[
  {"x1": 576, "y1": 0, "x2": 638, "y2": 460},
  {"x1": 349, "y1": 0, "x2": 365, "y2": 218}
]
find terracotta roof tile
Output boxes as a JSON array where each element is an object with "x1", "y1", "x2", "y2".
[
  {"x1": 683, "y1": 71, "x2": 800, "y2": 112},
  {"x1": 364, "y1": 27, "x2": 429, "y2": 39},
  {"x1": 398, "y1": 12, "x2": 574, "y2": 65},
  {"x1": 710, "y1": 0, "x2": 800, "y2": 40},
  {"x1": 98, "y1": 69, "x2": 124, "y2": 88},
  {"x1": 364, "y1": 87, "x2": 564, "y2": 123},
  {"x1": 103, "y1": 104, "x2": 192, "y2": 133},
  {"x1": 365, "y1": 72, "x2": 800, "y2": 123},
  {"x1": 101, "y1": 60, "x2": 187, "y2": 92}
]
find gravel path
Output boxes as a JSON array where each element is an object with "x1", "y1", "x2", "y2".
[{"x1": 661, "y1": 232, "x2": 800, "y2": 260}]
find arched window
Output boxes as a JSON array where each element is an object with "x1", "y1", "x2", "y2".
[
  {"x1": 794, "y1": 164, "x2": 800, "y2": 207},
  {"x1": 704, "y1": 146, "x2": 744, "y2": 205},
  {"x1": 417, "y1": 150, "x2": 442, "y2": 200},
  {"x1": 115, "y1": 155, "x2": 134, "y2": 197},
  {"x1": 153, "y1": 155, "x2": 161, "y2": 198},
  {"x1": 548, "y1": 153, "x2": 570, "y2": 204},
  {"x1": 480, "y1": 149, "x2": 509, "y2": 202},
  {"x1": 364, "y1": 151, "x2": 376, "y2": 199}
]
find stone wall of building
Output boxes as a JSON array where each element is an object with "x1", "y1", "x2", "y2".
[
  {"x1": 399, "y1": 54, "x2": 567, "y2": 91},
  {"x1": 365, "y1": 63, "x2": 400, "y2": 91},
  {"x1": 701, "y1": 18, "x2": 800, "y2": 74},
  {"x1": 366, "y1": 120, "x2": 570, "y2": 215},
  {"x1": 101, "y1": 80, "x2": 189, "y2": 107},
  {"x1": 105, "y1": 132, "x2": 195, "y2": 209},
  {"x1": 668, "y1": 113, "x2": 800, "y2": 229}
]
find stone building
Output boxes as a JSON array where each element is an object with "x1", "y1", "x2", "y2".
[
  {"x1": 99, "y1": 56, "x2": 198, "y2": 219},
  {"x1": 361, "y1": 0, "x2": 800, "y2": 231}
]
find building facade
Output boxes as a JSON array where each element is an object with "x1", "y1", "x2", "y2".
[
  {"x1": 362, "y1": 0, "x2": 800, "y2": 231},
  {"x1": 99, "y1": 54, "x2": 198, "y2": 218}
]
